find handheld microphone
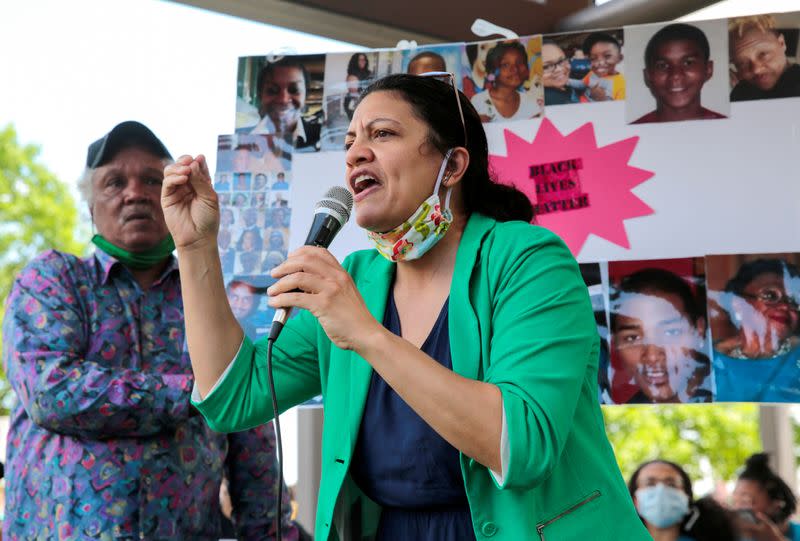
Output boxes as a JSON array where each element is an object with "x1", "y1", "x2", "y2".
[{"x1": 268, "y1": 186, "x2": 353, "y2": 341}]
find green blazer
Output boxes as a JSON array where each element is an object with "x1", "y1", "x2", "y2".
[{"x1": 195, "y1": 213, "x2": 650, "y2": 540}]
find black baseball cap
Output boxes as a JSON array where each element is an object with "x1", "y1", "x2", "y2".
[{"x1": 86, "y1": 121, "x2": 172, "y2": 168}]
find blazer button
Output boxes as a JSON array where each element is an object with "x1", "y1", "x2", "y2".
[{"x1": 481, "y1": 521, "x2": 498, "y2": 537}]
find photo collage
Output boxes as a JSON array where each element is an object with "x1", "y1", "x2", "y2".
[
  {"x1": 231, "y1": 10, "x2": 799, "y2": 146},
  {"x1": 214, "y1": 133, "x2": 291, "y2": 341},
  {"x1": 587, "y1": 252, "x2": 800, "y2": 405},
  {"x1": 216, "y1": 8, "x2": 800, "y2": 367}
]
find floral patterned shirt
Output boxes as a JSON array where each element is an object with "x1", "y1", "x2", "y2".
[{"x1": 2, "y1": 249, "x2": 297, "y2": 540}]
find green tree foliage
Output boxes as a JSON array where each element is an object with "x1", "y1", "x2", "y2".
[
  {"x1": 603, "y1": 403, "x2": 761, "y2": 490},
  {"x1": 0, "y1": 124, "x2": 86, "y2": 412}
]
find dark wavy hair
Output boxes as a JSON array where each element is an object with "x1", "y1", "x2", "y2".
[
  {"x1": 738, "y1": 453, "x2": 797, "y2": 522},
  {"x1": 347, "y1": 53, "x2": 371, "y2": 80},
  {"x1": 359, "y1": 74, "x2": 533, "y2": 223}
]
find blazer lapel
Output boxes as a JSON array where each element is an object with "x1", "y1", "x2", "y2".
[
  {"x1": 347, "y1": 255, "x2": 394, "y2": 452},
  {"x1": 449, "y1": 213, "x2": 493, "y2": 381}
]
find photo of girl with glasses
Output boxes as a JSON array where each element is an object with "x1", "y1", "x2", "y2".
[
  {"x1": 706, "y1": 254, "x2": 800, "y2": 402},
  {"x1": 542, "y1": 39, "x2": 583, "y2": 106},
  {"x1": 543, "y1": 30, "x2": 626, "y2": 105},
  {"x1": 469, "y1": 39, "x2": 544, "y2": 122}
]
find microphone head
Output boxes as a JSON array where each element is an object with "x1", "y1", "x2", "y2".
[{"x1": 315, "y1": 186, "x2": 353, "y2": 226}]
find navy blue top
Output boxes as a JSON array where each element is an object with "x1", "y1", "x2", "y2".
[{"x1": 350, "y1": 290, "x2": 475, "y2": 541}]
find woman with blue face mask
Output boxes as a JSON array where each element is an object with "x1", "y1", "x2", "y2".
[
  {"x1": 162, "y1": 73, "x2": 649, "y2": 540},
  {"x1": 629, "y1": 460, "x2": 738, "y2": 541}
]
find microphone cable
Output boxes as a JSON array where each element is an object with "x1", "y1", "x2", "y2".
[
  {"x1": 267, "y1": 336, "x2": 283, "y2": 541},
  {"x1": 262, "y1": 185, "x2": 352, "y2": 541}
]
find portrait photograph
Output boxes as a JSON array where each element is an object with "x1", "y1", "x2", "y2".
[
  {"x1": 625, "y1": 19, "x2": 730, "y2": 124},
  {"x1": 607, "y1": 258, "x2": 712, "y2": 405},
  {"x1": 225, "y1": 276, "x2": 273, "y2": 341},
  {"x1": 400, "y1": 43, "x2": 463, "y2": 76},
  {"x1": 235, "y1": 54, "x2": 326, "y2": 153},
  {"x1": 706, "y1": 253, "x2": 800, "y2": 402},
  {"x1": 729, "y1": 12, "x2": 800, "y2": 101},
  {"x1": 543, "y1": 28, "x2": 626, "y2": 107},
  {"x1": 320, "y1": 51, "x2": 380, "y2": 150},
  {"x1": 464, "y1": 37, "x2": 544, "y2": 123}
]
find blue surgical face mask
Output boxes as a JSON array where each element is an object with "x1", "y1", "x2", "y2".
[{"x1": 636, "y1": 484, "x2": 689, "y2": 528}]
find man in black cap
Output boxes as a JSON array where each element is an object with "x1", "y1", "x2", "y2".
[{"x1": 2, "y1": 121, "x2": 298, "y2": 540}]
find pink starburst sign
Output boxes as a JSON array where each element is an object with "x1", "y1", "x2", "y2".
[{"x1": 489, "y1": 118, "x2": 654, "y2": 255}]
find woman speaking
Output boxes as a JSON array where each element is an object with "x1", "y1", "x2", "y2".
[{"x1": 161, "y1": 73, "x2": 647, "y2": 540}]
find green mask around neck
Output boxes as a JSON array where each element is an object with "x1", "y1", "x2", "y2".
[{"x1": 91, "y1": 234, "x2": 175, "y2": 270}]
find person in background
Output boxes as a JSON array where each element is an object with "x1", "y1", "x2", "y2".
[
  {"x1": 733, "y1": 453, "x2": 800, "y2": 541},
  {"x1": 232, "y1": 192, "x2": 248, "y2": 207},
  {"x1": 251, "y1": 57, "x2": 322, "y2": 151},
  {"x1": 1, "y1": 121, "x2": 296, "y2": 540},
  {"x1": 164, "y1": 73, "x2": 649, "y2": 540},
  {"x1": 347, "y1": 52, "x2": 372, "y2": 81},
  {"x1": 253, "y1": 172, "x2": 268, "y2": 191},
  {"x1": 581, "y1": 32, "x2": 626, "y2": 102},
  {"x1": 215, "y1": 172, "x2": 231, "y2": 191},
  {"x1": 238, "y1": 251, "x2": 262, "y2": 275},
  {"x1": 218, "y1": 228, "x2": 235, "y2": 274},
  {"x1": 220, "y1": 207, "x2": 235, "y2": 230},
  {"x1": 342, "y1": 74, "x2": 362, "y2": 121},
  {"x1": 461, "y1": 41, "x2": 493, "y2": 98},
  {"x1": 237, "y1": 229, "x2": 263, "y2": 253},
  {"x1": 712, "y1": 258, "x2": 800, "y2": 402},
  {"x1": 272, "y1": 171, "x2": 289, "y2": 190},
  {"x1": 266, "y1": 207, "x2": 290, "y2": 241},
  {"x1": 729, "y1": 15, "x2": 800, "y2": 101},
  {"x1": 407, "y1": 51, "x2": 447, "y2": 75},
  {"x1": 261, "y1": 250, "x2": 287, "y2": 275},
  {"x1": 470, "y1": 41, "x2": 542, "y2": 121},
  {"x1": 252, "y1": 192, "x2": 267, "y2": 208},
  {"x1": 569, "y1": 48, "x2": 592, "y2": 80},
  {"x1": 226, "y1": 279, "x2": 265, "y2": 339},
  {"x1": 609, "y1": 268, "x2": 712, "y2": 404},
  {"x1": 633, "y1": 23, "x2": 726, "y2": 124},
  {"x1": 543, "y1": 40, "x2": 582, "y2": 105},
  {"x1": 234, "y1": 172, "x2": 251, "y2": 191},
  {"x1": 241, "y1": 207, "x2": 260, "y2": 232},
  {"x1": 629, "y1": 460, "x2": 738, "y2": 541}
]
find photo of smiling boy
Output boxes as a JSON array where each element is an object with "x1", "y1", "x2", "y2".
[
  {"x1": 581, "y1": 32, "x2": 626, "y2": 102},
  {"x1": 608, "y1": 260, "x2": 712, "y2": 405},
  {"x1": 629, "y1": 22, "x2": 729, "y2": 124}
]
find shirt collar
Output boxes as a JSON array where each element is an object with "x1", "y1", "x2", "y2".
[
  {"x1": 94, "y1": 248, "x2": 179, "y2": 286},
  {"x1": 252, "y1": 114, "x2": 306, "y2": 143}
]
